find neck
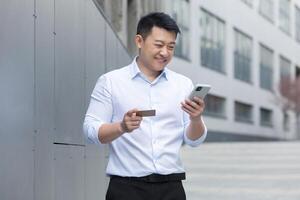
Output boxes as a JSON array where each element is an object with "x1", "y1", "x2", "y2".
[{"x1": 136, "y1": 57, "x2": 162, "y2": 82}]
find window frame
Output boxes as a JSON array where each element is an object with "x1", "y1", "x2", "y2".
[
  {"x1": 203, "y1": 94, "x2": 227, "y2": 119},
  {"x1": 259, "y1": 0, "x2": 274, "y2": 23},
  {"x1": 234, "y1": 101, "x2": 254, "y2": 124},
  {"x1": 279, "y1": 0, "x2": 291, "y2": 35},
  {"x1": 171, "y1": 0, "x2": 191, "y2": 60},
  {"x1": 234, "y1": 28, "x2": 253, "y2": 83},
  {"x1": 259, "y1": 43, "x2": 274, "y2": 91},
  {"x1": 260, "y1": 107, "x2": 273, "y2": 127},
  {"x1": 200, "y1": 8, "x2": 226, "y2": 74}
]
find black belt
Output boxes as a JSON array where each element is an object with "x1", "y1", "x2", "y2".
[{"x1": 110, "y1": 172, "x2": 185, "y2": 183}]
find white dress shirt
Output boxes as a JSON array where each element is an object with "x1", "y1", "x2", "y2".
[{"x1": 83, "y1": 57, "x2": 207, "y2": 177}]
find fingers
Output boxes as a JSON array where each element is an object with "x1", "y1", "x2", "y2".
[
  {"x1": 182, "y1": 97, "x2": 204, "y2": 111},
  {"x1": 181, "y1": 97, "x2": 205, "y2": 119},
  {"x1": 126, "y1": 109, "x2": 142, "y2": 120},
  {"x1": 181, "y1": 105, "x2": 193, "y2": 115},
  {"x1": 181, "y1": 101, "x2": 198, "y2": 112},
  {"x1": 127, "y1": 108, "x2": 139, "y2": 117},
  {"x1": 122, "y1": 108, "x2": 143, "y2": 133},
  {"x1": 189, "y1": 97, "x2": 205, "y2": 107}
]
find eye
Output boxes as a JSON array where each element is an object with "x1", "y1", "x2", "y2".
[
  {"x1": 154, "y1": 44, "x2": 163, "y2": 48},
  {"x1": 168, "y1": 45, "x2": 175, "y2": 50}
]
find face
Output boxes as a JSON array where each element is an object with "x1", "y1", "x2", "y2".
[{"x1": 135, "y1": 26, "x2": 177, "y2": 73}]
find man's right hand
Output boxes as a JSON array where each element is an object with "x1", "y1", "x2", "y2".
[
  {"x1": 120, "y1": 109, "x2": 143, "y2": 133},
  {"x1": 98, "y1": 109, "x2": 143, "y2": 144}
]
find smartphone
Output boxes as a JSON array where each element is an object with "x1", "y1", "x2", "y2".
[
  {"x1": 189, "y1": 84, "x2": 211, "y2": 100},
  {"x1": 136, "y1": 109, "x2": 156, "y2": 117}
]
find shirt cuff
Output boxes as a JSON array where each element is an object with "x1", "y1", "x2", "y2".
[
  {"x1": 83, "y1": 120, "x2": 103, "y2": 144},
  {"x1": 183, "y1": 123, "x2": 207, "y2": 147}
]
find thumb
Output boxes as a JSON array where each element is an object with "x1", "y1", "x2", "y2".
[{"x1": 127, "y1": 108, "x2": 139, "y2": 116}]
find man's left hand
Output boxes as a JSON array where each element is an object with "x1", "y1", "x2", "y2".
[{"x1": 181, "y1": 97, "x2": 205, "y2": 121}]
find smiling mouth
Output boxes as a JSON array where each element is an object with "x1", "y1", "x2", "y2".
[{"x1": 156, "y1": 58, "x2": 167, "y2": 63}]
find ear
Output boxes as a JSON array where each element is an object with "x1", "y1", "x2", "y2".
[{"x1": 135, "y1": 34, "x2": 144, "y2": 49}]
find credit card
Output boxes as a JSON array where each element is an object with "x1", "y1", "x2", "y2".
[{"x1": 136, "y1": 109, "x2": 156, "y2": 117}]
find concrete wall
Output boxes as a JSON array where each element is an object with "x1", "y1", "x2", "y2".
[{"x1": 0, "y1": 0, "x2": 131, "y2": 199}]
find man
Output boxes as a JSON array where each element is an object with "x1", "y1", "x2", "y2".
[{"x1": 83, "y1": 12, "x2": 207, "y2": 200}]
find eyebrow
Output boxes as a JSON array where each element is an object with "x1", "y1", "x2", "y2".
[{"x1": 154, "y1": 40, "x2": 176, "y2": 45}]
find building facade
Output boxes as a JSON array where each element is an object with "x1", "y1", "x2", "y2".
[{"x1": 100, "y1": 0, "x2": 300, "y2": 140}]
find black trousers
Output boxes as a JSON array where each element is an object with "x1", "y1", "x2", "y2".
[{"x1": 106, "y1": 174, "x2": 186, "y2": 200}]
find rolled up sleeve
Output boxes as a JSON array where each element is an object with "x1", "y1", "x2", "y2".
[
  {"x1": 182, "y1": 80, "x2": 207, "y2": 147},
  {"x1": 83, "y1": 75, "x2": 113, "y2": 144},
  {"x1": 183, "y1": 116, "x2": 207, "y2": 147}
]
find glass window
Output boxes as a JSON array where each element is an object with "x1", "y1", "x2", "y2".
[
  {"x1": 171, "y1": 0, "x2": 190, "y2": 59},
  {"x1": 200, "y1": 9, "x2": 225, "y2": 73},
  {"x1": 283, "y1": 111, "x2": 290, "y2": 131},
  {"x1": 260, "y1": 108, "x2": 273, "y2": 127},
  {"x1": 259, "y1": 0, "x2": 274, "y2": 22},
  {"x1": 296, "y1": 6, "x2": 300, "y2": 43},
  {"x1": 127, "y1": 0, "x2": 139, "y2": 55},
  {"x1": 280, "y1": 56, "x2": 291, "y2": 80},
  {"x1": 97, "y1": 0, "x2": 123, "y2": 32},
  {"x1": 203, "y1": 95, "x2": 226, "y2": 118},
  {"x1": 279, "y1": 0, "x2": 291, "y2": 34},
  {"x1": 296, "y1": 66, "x2": 300, "y2": 78},
  {"x1": 241, "y1": 0, "x2": 253, "y2": 7},
  {"x1": 141, "y1": 0, "x2": 161, "y2": 13},
  {"x1": 96, "y1": 0, "x2": 105, "y2": 10},
  {"x1": 235, "y1": 101, "x2": 253, "y2": 123},
  {"x1": 259, "y1": 44, "x2": 274, "y2": 91},
  {"x1": 111, "y1": 0, "x2": 123, "y2": 32},
  {"x1": 234, "y1": 29, "x2": 252, "y2": 83}
]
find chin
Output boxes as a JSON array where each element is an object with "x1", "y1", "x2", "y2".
[
  {"x1": 154, "y1": 64, "x2": 166, "y2": 71},
  {"x1": 156, "y1": 60, "x2": 169, "y2": 67}
]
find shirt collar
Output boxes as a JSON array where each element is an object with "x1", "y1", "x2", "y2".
[{"x1": 130, "y1": 56, "x2": 169, "y2": 82}]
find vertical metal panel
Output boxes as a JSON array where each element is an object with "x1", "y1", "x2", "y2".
[
  {"x1": 34, "y1": 0, "x2": 55, "y2": 199},
  {"x1": 54, "y1": 144, "x2": 85, "y2": 200},
  {"x1": 85, "y1": 2, "x2": 111, "y2": 199},
  {"x1": 35, "y1": 0, "x2": 55, "y2": 134},
  {"x1": 117, "y1": 42, "x2": 132, "y2": 67},
  {"x1": 0, "y1": 0, "x2": 134, "y2": 200},
  {"x1": 0, "y1": 0, "x2": 34, "y2": 200},
  {"x1": 85, "y1": 145, "x2": 108, "y2": 200},
  {"x1": 54, "y1": 0, "x2": 85, "y2": 145},
  {"x1": 85, "y1": 0, "x2": 106, "y2": 104},
  {"x1": 105, "y1": 24, "x2": 118, "y2": 71}
]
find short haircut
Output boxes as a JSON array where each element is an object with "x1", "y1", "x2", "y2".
[{"x1": 136, "y1": 12, "x2": 181, "y2": 39}]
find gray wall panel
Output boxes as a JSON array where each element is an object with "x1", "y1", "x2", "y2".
[
  {"x1": 54, "y1": 145, "x2": 85, "y2": 200},
  {"x1": 105, "y1": 25, "x2": 118, "y2": 71},
  {"x1": 85, "y1": 145, "x2": 108, "y2": 200},
  {"x1": 85, "y1": 2, "x2": 108, "y2": 199},
  {"x1": 117, "y1": 42, "x2": 132, "y2": 67},
  {"x1": 34, "y1": 0, "x2": 55, "y2": 199},
  {"x1": 1, "y1": 0, "x2": 132, "y2": 200},
  {"x1": 35, "y1": 0, "x2": 55, "y2": 133},
  {"x1": 0, "y1": 0, "x2": 35, "y2": 200},
  {"x1": 54, "y1": 0, "x2": 85, "y2": 145},
  {"x1": 85, "y1": 0, "x2": 106, "y2": 104}
]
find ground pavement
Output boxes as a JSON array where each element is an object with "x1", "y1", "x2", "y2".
[{"x1": 181, "y1": 141, "x2": 300, "y2": 200}]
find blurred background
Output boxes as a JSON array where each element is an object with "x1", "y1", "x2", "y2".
[{"x1": 1, "y1": 0, "x2": 300, "y2": 200}]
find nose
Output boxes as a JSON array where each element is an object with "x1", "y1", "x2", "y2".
[{"x1": 159, "y1": 46, "x2": 169, "y2": 57}]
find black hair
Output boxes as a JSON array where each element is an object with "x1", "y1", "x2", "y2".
[{"x1": 136, "y1": 12, "x2": 181, "y2": 39}]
